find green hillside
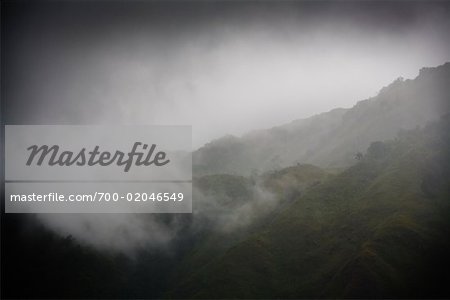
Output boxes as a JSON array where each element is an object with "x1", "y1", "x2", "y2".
[{"x1": 170, "y1": 116, "x2": 450, "y2": 298}]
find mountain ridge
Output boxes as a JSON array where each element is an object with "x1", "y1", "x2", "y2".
[{"x1": 194, "y1": 62, "x2": 450, "y2": 176}]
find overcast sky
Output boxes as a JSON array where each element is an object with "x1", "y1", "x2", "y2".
[{"x1": 3, "y1": 0, "x2": 450, "y2": 147}]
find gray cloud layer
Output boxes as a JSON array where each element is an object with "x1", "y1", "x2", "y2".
[{"x1": 4, "y1": 1, "x2": 450, "y2": 147}]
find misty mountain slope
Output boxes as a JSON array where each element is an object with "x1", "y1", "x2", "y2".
[
  {"x1": 194, "y1": 62, "x2": 450, "y2": 176},
  {"x1": 175, "y1": 165, "x2": 329, "y2": 286},
  {"x1": 170, "y1": 117, "x2": 450, "y2": 298}
]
